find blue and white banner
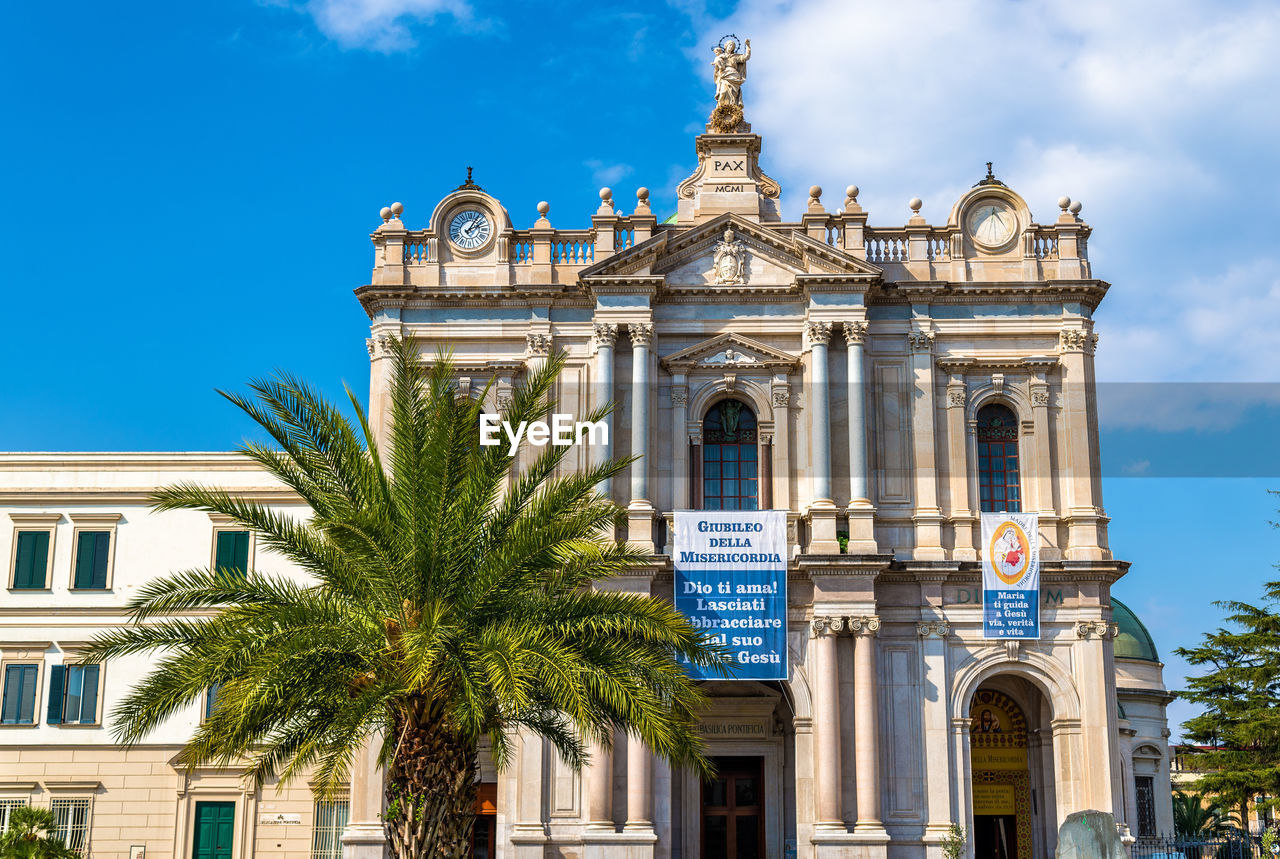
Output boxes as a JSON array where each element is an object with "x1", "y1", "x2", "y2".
[
  {"x1": 674, "y1": 510, "x2": 788, "y2": 680},
  {"x1": 981, "y1": 512, "x2": 1041, "y2": 639}
]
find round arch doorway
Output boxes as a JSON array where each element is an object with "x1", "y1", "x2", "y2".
[{"x1": 969, "y1": 689, "x2": 1038, "y2": 859}]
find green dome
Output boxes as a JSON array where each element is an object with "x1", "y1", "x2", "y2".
[
  {"x1": 1112, "y1": 598, "x2": 1159, "y2": 662},
  {"x1": 661, "y1": 212, "x2": 679, "y2": 224}
]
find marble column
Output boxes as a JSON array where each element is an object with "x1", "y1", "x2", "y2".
[
  {"x1": 844, "y1": 321, "x2": 877, "y2": 552},
  {"x1": 628, "y1": 323, "x2": 656, "y2": 550},
  {"x1": 917, "y1": 615, "x2": 954, "y2": 851},
  {"x1": 811, "y1": 616, "x2": 844, "y2": 831},
  {"x1": 625, "y1": 733, "x2": 653, "y2": 831},
  {"x1": 807, "y1": 321, "x2": 834, "y2": 503},
  {"x1": 806, "y1": 321, "x2": 839, "y2": 553},
  {"x1": 593, "y1": 323, "x2": 618, "y2": 497},
  {"x1": 844, "y1": 321, "x2": 869, "y2": 501},
  {"x1": 852, "y1": 616, "x2": 886, "y2": 835}
]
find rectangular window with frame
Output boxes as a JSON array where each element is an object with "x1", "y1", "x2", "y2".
[
  {"x1": 214, "y1": 530, "x2": 250, "y2": 577},
  {"x1": 51, "y1": 797, "x2": 91, "y2": 855},
  {"x1": 1, "y1": 664, "x2": 39, "y2": 725},
  {"x1": 0, "y1": 798, "x2": 29, "y2": 831},
  {"x1": 72, "y1": 531, "x2": 111, "y2": 590},
  {"x1": 46, "y1": 664, "x2": 101, "y2": 726},
  {"x1": 312, "y1": 799, "x2": 349, "y2": 859},
  {"x1": 11, "y1": 530, "x2": 51, "y2": 590},
  {"x1": 1134, "y1": 775, "x2": 1157, "y2": 837},
  {"x1": 204, "y1": 682, "x2": 222, "y2": 720}
]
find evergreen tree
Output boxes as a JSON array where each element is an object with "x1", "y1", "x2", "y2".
[{"x1": 1176, "y1": 561, "x2": 1280, "y2": 825}]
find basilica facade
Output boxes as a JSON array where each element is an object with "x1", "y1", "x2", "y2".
[{"x1": 0, "y1": 67, "x2": 1173, "y2": 859}]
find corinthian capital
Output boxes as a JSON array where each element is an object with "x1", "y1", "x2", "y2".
[
  {"x1": 806, "y1": 320, "x2": 833, "y2": 346},
  {"x1": 629, "y1": 322, "x2": 654, "y2": 347},
  {"x1": 592, "y1": 322, "x2": 618, "y2": 351},
  {"x1": 1059, "y1": 327, "x2": 1089, "y2": 353},
  {"x1": 843, "y1": 320, "x2": 869, "y2": 345},
  {"x1": 908, "y1": 329, "x2": 936, "y2": 353},
  {"x1": 525, "y1": 332, "x2": 552, "y2": 357}
]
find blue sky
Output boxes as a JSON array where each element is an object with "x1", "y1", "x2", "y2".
[{"x1": 3, "y1": 0, "x2": 1279, "y2": 738}]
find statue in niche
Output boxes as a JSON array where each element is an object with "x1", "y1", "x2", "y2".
[
  {"x1": 712, "y1": 227, "x2": 747, "y2": 285},
  {"x1": 710, "y1": 36, "x2": 750, "y2": 132}
]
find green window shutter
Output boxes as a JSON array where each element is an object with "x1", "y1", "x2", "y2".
[
  {"x1": 75, "y1": 532, "x2": 110, "y2": 589},
  {"x1": 74, "y1": 532, "x2": 96, "y2": 588},
  {"x1": 78, "y1": 665, "x2": 99, "y2": 724},
  {"x1": 47, "y1": 664, "x2": 66, "y2": 725},
  {"x1": 1, "y1": 667, "x2": 21, "y2": 723},
  {"x1": 14, "y1": 531, "x2": 50, "y2": 589},
  {"x1": 92, "y1": 532, "x2": 110, "y2": 588},
  {"x1": 215, "y1": 531, "x2": 249, "y2": 577}
]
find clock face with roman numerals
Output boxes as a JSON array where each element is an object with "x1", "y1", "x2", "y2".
[{"x1": 449, "y1": 209, "x2": 492, "y2": 250}]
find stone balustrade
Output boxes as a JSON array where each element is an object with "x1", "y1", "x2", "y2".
[{"x1": 371, "y1": 205, "x2": 1091, "y2": 285}]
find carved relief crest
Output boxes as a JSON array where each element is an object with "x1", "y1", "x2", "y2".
[{"x1": 712, "y1": 227, "x2": 747, "y2": 285}]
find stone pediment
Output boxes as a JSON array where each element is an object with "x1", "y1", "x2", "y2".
[
  {"x1": 660, "y1": 332, "x2": 800, "y2": 373},
  {"x1": 579, "y1": 213, "x2": 881, "y2": 293}
]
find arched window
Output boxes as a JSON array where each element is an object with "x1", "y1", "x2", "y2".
[
  {"x1": 977, "y1": 403, "x2": 1021, "y2": 513},
  {"x1": 702, "y1": 399, "x2": 758, "y2": 510}
]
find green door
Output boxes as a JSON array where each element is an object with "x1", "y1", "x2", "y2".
[{"x1": 192, "y1": 802, "x2": 235, "y2": 859}]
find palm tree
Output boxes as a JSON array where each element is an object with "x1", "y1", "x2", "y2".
[
  {"x1": 0, "y1": 806, "x2": 79, "y2": 859},
  {"x1": 86, "y1": 340, "x2": 726, "y2": 858},
  {"x1": 1173, "y1": 790, "x2": 1232, "y2": 838}
]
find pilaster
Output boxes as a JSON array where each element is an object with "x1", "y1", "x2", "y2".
[
  {"x1": 908, "y1": 326, "x2": 945, "y2": 559},
  {"x1": 938, "y1": 358, "x2": 975, "y2": 560},
  {"x1": 628, "y1": 322, "x2": 656, "y2": 551}
]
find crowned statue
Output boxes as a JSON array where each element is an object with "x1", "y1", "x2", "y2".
[{"x1": 709, "y1": 36, "x2": 751, "y2": 133}]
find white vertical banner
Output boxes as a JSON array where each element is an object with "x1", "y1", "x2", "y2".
[{"x1": 981, "y1": 512, "x2": 1040, "y2": 639}]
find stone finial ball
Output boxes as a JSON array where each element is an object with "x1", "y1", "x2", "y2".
[
  {"x1": 390, "y1": 202, "x2": 404, "y2": 216},
  {"x1": 537, "y1": 201, "x2": 551, "y2": 215},
  {"x1": 846, "y1": 185, "x2": 859, "y2": 200},
  {"x1": 1057, "y1": 196, "x2": 1071, "y2": 210},
  {"x1": 379, "y1": 206, "x2": 392, "y2": 221},
  {"x1": 637, "y1": 187, "x2": 650, "y2": 201},
  {"x1": 909, "y1": 197, "x2": 923, "y2": 212},
  {"x1": 1069, "y1": 200, "x2": 1082, "y2": 214},
  {"x1": 809, "y1": 185, "x2": 822, "y2": 199},
  {"x1": 599, "y1": 187, "x2": 612, "y2": 201}
]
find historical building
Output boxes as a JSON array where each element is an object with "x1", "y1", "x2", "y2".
[{"x1": 1, "y1": 41, "x2": 1174, "y2": 859}]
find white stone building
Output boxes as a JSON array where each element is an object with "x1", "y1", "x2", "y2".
[{"x1": 1, "y1": 85, "x2": 1175, "y2": 859}]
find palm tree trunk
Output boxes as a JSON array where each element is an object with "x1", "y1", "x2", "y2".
[{"x1": 384, "y1": 713, "x2": 479, "y2": 858}]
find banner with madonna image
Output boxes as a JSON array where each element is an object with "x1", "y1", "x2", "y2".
[{"x1": 981, "y1": 512, "x2": 1040, "y2": 639}]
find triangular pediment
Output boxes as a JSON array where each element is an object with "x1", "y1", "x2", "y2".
[
  {"x1": 578, "y1": 213, "x2": 881, "y2": 290},
  {"x1": 660, "y1": 332, "x2": 800, "y2": 373}
]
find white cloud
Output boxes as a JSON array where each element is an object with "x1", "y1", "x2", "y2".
[
  {"x1": 585, "y1": 160, "x2": 634, "y2": 188},
  {"x1": 689, "y1": 0, "x2": 1280, "y2": 383},
  {"x1": 298, "y1": 0, "x2": 467, "y2": 51}
]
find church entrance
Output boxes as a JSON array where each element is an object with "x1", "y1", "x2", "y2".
[
  {"x1": 969, "y1": 690, "x2": 1034, "y2": 859},
  {"x1": 701, "y1": 755, "x2": 764, "y2": 859}
]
